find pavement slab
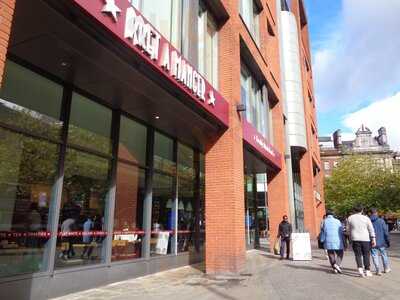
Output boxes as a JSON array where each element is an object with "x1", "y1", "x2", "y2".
[{"x1": 52, "y1": 233, "x2": 400, "y2": 300}]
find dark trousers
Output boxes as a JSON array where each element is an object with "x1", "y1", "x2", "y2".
[
  {"x1": 327, "y1": 250, "x2": 344, "y2": 268},
  {"x1": 280, "y1": 237, "x2": 290, "y2": 258},
  {"x1": 352, "y1": 241, "x2": 371, "y2": 270}
]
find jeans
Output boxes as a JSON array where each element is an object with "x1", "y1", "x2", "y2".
[
  {"x1": 280, "y1": 237, "x2": 290, "y2": 258},
  {"x1": 327, "y1": 249, "x2": 344, "y2": 269},
  {"x1": 352, "y1": 241, "x2": 371, "y2": 270},
  {"x1": 371, "y1": 247, "x2": 390, "y2": 272}
]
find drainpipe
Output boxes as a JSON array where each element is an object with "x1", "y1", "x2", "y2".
[{"x1": 276, "y1": 0, "x2": 296, "y2": 230}]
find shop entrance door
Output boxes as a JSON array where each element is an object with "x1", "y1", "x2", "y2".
[{"x1": 244, "y1": 173, "x2": 269, "y2": 250}]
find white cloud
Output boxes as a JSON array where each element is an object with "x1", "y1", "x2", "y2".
[
  {"x1": 342, "y1": 92, "x2": 400, "y2": 151},
  {"x1": 312, "y1": 0, "x2": 400, "y2": 112}
]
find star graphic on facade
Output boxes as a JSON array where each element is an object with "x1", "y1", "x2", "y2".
[
  {"x1": 102, "y1": 0, "x2": 121, "y2": 22},
  {"x1": 208, "y1": 90, "x2": 216, "y2": 106}
]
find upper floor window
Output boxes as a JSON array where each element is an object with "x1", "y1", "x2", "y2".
[
  {"x1": 239, "y1": 0, "x2": 260, "y2": 45},
  {"x1": 198, "y1": 3, "x2": 218, "y2": 88},
  {"x1": 132, "y1": 0, "x2": 182, "y2": 50},
  {"x1": 241, "y1": 64, "x2": 270, "y2": 138}
]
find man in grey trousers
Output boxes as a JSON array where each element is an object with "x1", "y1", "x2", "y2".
[{"x1": 347, "y1": 204, "x2": 376, "y2": 277}]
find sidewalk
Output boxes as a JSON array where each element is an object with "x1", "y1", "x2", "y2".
[{"x1": 53, "y1": 233, "x2": 400, "y2": 300}]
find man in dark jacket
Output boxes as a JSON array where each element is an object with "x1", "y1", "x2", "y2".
[
  {"x1": 278, "y1": 215, "x2": 292, "y2": 260},
  {"x1": 370, "y1": 208, "x2": 391, "y2": 275}
]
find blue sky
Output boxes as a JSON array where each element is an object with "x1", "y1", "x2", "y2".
[{"x1": 305, "y1": 0, "x2": 400, "y2": 150}]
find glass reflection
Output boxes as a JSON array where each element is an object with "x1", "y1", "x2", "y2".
[
  {"x1": 0, "y1": 128, "x2": 59, "y2": 277},
  {"x1": 112, "y1": 163, "x2": 145, "y2": 261},
  {"x1": 55, "y1": 149, "x2": 111, "y2": 269}
]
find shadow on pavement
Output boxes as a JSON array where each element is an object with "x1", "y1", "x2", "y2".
[{"x1": 286, "y1": 263, "x2": 360, "y2": 278}]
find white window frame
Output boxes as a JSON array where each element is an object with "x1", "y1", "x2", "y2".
[
  {"x1": 239, "y1": 0, "x2": 260, "y2": 45},
  {"x1": 198, "y1": 3, "x2": 218, "y2": 88}
]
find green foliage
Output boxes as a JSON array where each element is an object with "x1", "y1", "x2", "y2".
[{"x1": 325, "y1": 155, "x2": 400, "y2": 217}]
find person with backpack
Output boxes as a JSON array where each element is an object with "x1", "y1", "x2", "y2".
[
  {"x1": 320, "y1": 210, "x2": 345, "y2": 273},
  {"x1": 369, "y1": 208, "x2": 391, "y2": 275}
]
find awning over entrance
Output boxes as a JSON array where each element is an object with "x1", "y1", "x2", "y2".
[
  {"x1": 242, "y1": 120, "x2": 282, "y2": 172},
  {"x1": 70, "y1": 0, "x2": 229, "y2": 127},
  {"x1": 7, "y1": 0, "x2": 229, "y2": 152}
]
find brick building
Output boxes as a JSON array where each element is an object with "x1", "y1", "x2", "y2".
[
  {"x1": 0, "y1": 0, "x2": 324, "y2": 298},
  {"x1": 319, "y1": 125, "x2": 395, "y2": 177}
]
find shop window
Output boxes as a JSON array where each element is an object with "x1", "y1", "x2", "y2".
[
  {"x1": 199, "y1": 153, "x2": 205, "y2": 250},
  {"x1": 0, "y1": 60, "x2": 63, "y2": 140},
  {"x1": 177, "y1": 143, "x2": 195, "y2": 253},
  {"x1": 198, "y1": 3, "x2": 218, "y2": 88},
  {"x1": 68, "y1": 92, "x2": 112, "y2": 155},
  {"x1": 0, "y1": 128, "x2": 59, "y2": 277},
  {"x1": 55, "y1": 149, "x2": 111, "y2": 269},
  {"x1": 239, "y1": 0, "x2": 260, "y2": 45},
  {"x1": 112, "y1": 116, "x2": 147, "y2": 261},
  {"x1": 241, "y1": 64, "x2": 271, "y2": 138},
  {"x1": 118, "y1": 116, "x2": 147, "y2": 166},
  {"x1": 154, "y1": 131, "x2": 175, "y2": 175},
  {"x1": 112, "y1": 163, "x2": 145, "y2": 261},
  {"x1": 324, "y1": 162, "x2": 330, "y2": 170},
  {"x1": 151, "y1": 172, "x2": 175, "y2": 256},
  {"x1": 151, "y1": 132, "x2": 176, "y2": 256},
  {"x1": 133, "y1": 0, "x2": 182, "y2": 50}
]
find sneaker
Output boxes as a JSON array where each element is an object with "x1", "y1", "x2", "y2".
[
  {"x1": 358, "y1": 268, "x2": 366, "y2": 277},
  {"x1": 365, "y1": 270, "x2": 373, "y2": 277},
  {"x1": 376, "y1": 271, "x2": 382, "y2": 276},
  {"x1": 333, "y1": 269, "x2": 338, "y2": 274},
  {"x1": 384, "y1": 268, "x2": 391, "y2": 273},
  {"x1": 333, "y1": 264, "x2": 343, "y2": 274}
]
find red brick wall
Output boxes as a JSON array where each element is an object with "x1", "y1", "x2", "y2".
[
  {"x1": 205, "y1": 0, "x2": 289, "y2": 273},
  {"x1": 0, "y1": 0, "x2": 15, "y2": 87}
]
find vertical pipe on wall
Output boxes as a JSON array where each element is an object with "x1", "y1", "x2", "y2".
[{"x1": 276, "y1": 0, "x2": 296, "y2": 230}]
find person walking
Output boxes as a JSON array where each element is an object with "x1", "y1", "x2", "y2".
[
  {"x1": 347, "y1": 205, "x2": 376, "y2": 277},
  {"x1": 320, "y1": 211, "x2": 344, "y2": 274},
  {"x1": 277, "y1": 215, "x2": 292, "y2": 260},
  {"x1": 369, "y1": 208, "x2": 391, "y2": 275}
]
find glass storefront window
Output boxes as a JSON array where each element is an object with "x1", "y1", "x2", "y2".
[
  {"x1": 118, "y1": 116, "x2": 147, "y2": 166},
  {"x1": 0, "y1": 60, "x2": 63, "y2": 140},
  {"x1": 68, "y1": 92, "x2": 112, "y2": 155},
  {"x1": 0, "y1": 128, "x2": 59, "y2": 277},
  {"x1": 198, "y1": 4, "x2": 218, "y2": 88},
  {"x1": 177, "y1": 144, "x2": 195, "y2": 253},
  {"x1": 55, "y1": 148, "x2": 111, "y2": 269},
  {"x1": 112, "y1": 163, "x2": 145, "y2": 261},
  {"x1": 154, "y1": 131, "x2": 175, "y2": 175},
  {"x1": 151, "y1": 172, "x2": 174, "y2": 256}
]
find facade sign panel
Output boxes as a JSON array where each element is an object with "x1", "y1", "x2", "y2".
[
  {"x1": 242, "y1": 120, "x2": 282, "y2": 170},
  {"x1": 72, "y1": 0, "x2": 229, "y2": 127}
]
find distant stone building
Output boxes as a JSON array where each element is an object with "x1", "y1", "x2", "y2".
[{"x1": 319, "y1": 125, "x2": 394, "y2": 177}]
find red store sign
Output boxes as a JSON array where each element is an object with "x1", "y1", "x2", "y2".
[
  {"x1": 242, "y1": 120, "x2": 282, "y2": 170},
  {"x1": 72, "y1": 0, "x2": 229, "y2": 127}
]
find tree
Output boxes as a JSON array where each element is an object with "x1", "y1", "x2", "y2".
[{"x1": 325, "y1": 154, "x2": 400, "y2": 217}]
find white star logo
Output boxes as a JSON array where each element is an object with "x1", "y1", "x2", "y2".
[
  {"x1": 208, "y1": 90, "x2": 216, "y2": 106},
  {"x1": 102, "y1": 0, "x2": 121, "y2": 22}
]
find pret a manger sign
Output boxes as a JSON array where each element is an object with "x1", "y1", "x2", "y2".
[
  {"x1": 124, "y1": 7, "x2": 208, "y2": 102},
  {"x1": 72, "y1": 0, "x2": 227, "y2": 126}
]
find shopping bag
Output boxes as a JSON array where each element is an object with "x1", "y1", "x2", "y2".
[{"x1": 274, "y1": 238, "x2": 280, "y2": 255}]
